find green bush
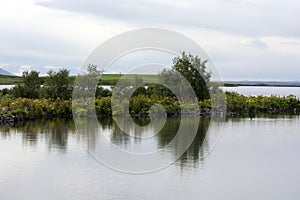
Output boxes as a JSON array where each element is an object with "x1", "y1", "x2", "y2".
[{"x1": 1, "y1": 92, "x2": 299, "y2": 120}]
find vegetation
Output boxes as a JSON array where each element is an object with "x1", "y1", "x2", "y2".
[
  {"x1": 11, "y1": 71, "x2": 41, "y2": 99},
  {"x1": 1, "y1": 53, "x2": 300, "y2": 124},
  {"x1": 40, "y1": 69, "x2": 72, "y2": 100},
  {"x1": 0, "y1": 93, "x2": 299, "y2": 123},
  {"x1": 0, "y1": 73, "x2": 159, "y2": 86},
  {"x1": 171, "y1": 52, "x2": 211, "y2": 100},
  {"x1": 226, "y1": 92, "x2": 300, "y2": 115},
  {"x1": 147, "y1": 52, "x2": 211, "y2": 101},
  {"x1": 0, "y1": 74, "x2": 23, "y2": 84}
]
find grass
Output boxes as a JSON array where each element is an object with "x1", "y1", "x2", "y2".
[
  {"x1": 0, "y1": 75, "x2": 23, "y2": 84},
  {"x1": 1, "y1": 73, "x2": 234, "y2": 86},
  {"x1": 100, "y1": 74, "x2": 159, "y2": 83},
  {"x1": 0, "y1": 74, "x2": 160, "y2": 85}
]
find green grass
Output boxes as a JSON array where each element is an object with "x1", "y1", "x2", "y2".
[
  {"x1": 0, "y1": 73, "x2": 234, "y2": 86},
  {"x1": 100, "y1": 74, "x2": 159, "y2": 83},
  {"x1": 0, "y1": 74, "x2": 159, "y2": 86},
  {"x1": 0, "y1": 75, "x2": 23, "y2": 84},
  {"x1": 67, "y1": 74, "x2": 159, "y2": 86}
]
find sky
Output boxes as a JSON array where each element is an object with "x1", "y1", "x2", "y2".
[{"x1": 0, "y1": 0, "x2": 299, "y2": 80}]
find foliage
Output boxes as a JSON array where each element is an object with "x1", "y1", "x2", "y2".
[
  {"x1": 1, "y1": 92, "x2": 300, "y2": 120},
  {"x1": 11, "y1": 71, "x2": 41, "y2": 99},
  {"x1": 1, "y1": 54, "x2": 300, "y2": 120},
  {"x1": 150, "y1": 52, "x2": 211, "y2": 101},
  {"x1": 95, "y1": 87, "x2": 112, "y2": 98},
  {"x1": 131, "y1": 75, "x2": 146, "y2": 97},
  {"x1": 226, "y1": 92, "x2": 300, "y2": 114},
  {"x1": 129, "y1": 95, "x2": 152, "y2": 114},
  {"x1": 172, "y1": 52, "x2": 211, "y2": 101},
  {"x1": 40, "y1": 69, "x2": 72, "y2": 100}
]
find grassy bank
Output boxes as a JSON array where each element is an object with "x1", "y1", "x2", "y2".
[
  {"x1": 0, "y1": 74, "x2": 160, "y2": 85},
  {"x1": 1, "y1": 74, "x2": 239, "y2": 86},
  {"x1": 0, "y1": 75, "x2": 23, "y2": 84}
]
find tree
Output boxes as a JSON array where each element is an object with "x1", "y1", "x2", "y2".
[
  {"x1": 172, "y1": 52, "x2": 211, "y2": 101},
  {"x1": 155, "y1": 52, "x2": 211, "y2": 101},
  {"x1": 87, "y1": 64, "x2": 102, "y2": 75},
  {"x1": 95, "y1": 87, "x2": 112, "y2": 98},
  {"x1": 73, "y1": 64, "x2": 102, "y2": 98},
  {"x1": 131, "y1": 75, "x2": 146, "y2": 97},
  {"x1": 41, "y1": 69, "x2": 71, "y2": 100},
  {"x1": 12, "y1": 71, "x2": 41, "y2": 98}
]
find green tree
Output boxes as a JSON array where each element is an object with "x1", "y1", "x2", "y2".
[
  {"x1": 87, "y1": 64, "x2": 102, "y2": 75},
  {"x1": 95, "y1": 87, "x2": 112, "y2": 98},
  {"x1": 12, "y1": 71, "x2": 41, "y2": 98},
  {"x1": 73, "y1": 64, "x2": 102, "y2": 98},
  {"x1": 154, "y1": 52, "x2": 211, "y2": 101},
  {"x1": 41, "y1": 69, "x2": 71, "y2": 100},
  {"x1": 172, "y1": 52, "x2": 211, "y2": 101},
  {"x1": 131, "y1": 75, "x2": 146, "y2": 97}
]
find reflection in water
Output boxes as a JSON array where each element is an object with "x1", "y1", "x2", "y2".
[
  {"x1": 77, "y1": 116, "x2": 210, "y2": 169},
  {"x1": 176, "y1": 118, "x2": 210, "y2": 168},
  {"x1": 0, "y1": 119, "x2": 75, "y2": 152},
  {"x1": 42, "y1": 119, "x2": 75, "y2": 151},
  {"x1": 0, "y1": 117, "x2": 210, "y2": 167},
  {"x1": 1, "y1": 116, "x2": 300, "y2": 200}
]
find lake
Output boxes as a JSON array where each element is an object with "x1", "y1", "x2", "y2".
[
  {"x1": 2, "y1": 85, "x2": 300, "y2": 98},
  {"x1": 1, "y1": 115, "x2": 300, "y2": 200},
  {"x1": 0, "y1": 85, "x2": 15, "y2": 90},
  {"x1": 222, "y1": 86, "x2": 300, "y2": 98}
]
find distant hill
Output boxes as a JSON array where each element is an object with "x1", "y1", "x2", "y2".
[{"x1": 0, "y1": 68, "x2": 15, "y2": 76}]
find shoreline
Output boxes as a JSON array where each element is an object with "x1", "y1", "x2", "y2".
[
  {"x1": 1, "y1": 109, "x2": 299, "y2": 126},
  {"x1": 1, "y1": 92, "x2": 300, "y2": 126}
]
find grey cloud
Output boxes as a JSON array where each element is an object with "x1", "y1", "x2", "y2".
[
  {"x1": 0, "y1": 30, "x2": 86, "y2": 57},
  {"x1": 216, "y1": 52, "x2": 300, "y2": 80},
  {"x1": 36, "y1": 0, "x2": 300, "y2": 38},
  {"x1": 0, "y1": 53, "x2": 81, "y2": 75},
  {"x1": 0, "y1": 30, "x2": 88, "y2": 74}
]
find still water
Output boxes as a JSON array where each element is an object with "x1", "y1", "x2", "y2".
[
  {"x1": 222, "y1": 86, "x2": 300, "y2": 98},
  {"x1": 0, "y1": 85, "x2": 15, "y2": 90},
  {"x1": 1, "y1": 116, "x2": 300, "y2": 200}
]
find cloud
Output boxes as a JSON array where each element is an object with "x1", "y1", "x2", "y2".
[
  {"x1": 0, "y1": 29, "x2": 87, "y2": 65},
  {"x1": 240, "y1": 38, "x2": 268, "y2": 49},
  {"x1": 44, "y1": 65, "x2": 63, "y2": 70},
  {"x1": 0, "y1": 63, "x2": 9, "y2": 68},
  {"x1": 1, "y1": 0, "x2": 299, "y2": 80},
  {"x1": 16, "y1": 65, "x2": 32, "y2": 76},
  {"x1": 36, "y1": 0, "x2": 300, "y2": 38}
]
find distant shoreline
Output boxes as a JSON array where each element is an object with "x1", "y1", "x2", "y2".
[
  {"x1": 1, "y1": 74, "x2": 300, "y2": 87},
  {"x1": 222, "y1": 81, "x2": 300, "y2": 87}
]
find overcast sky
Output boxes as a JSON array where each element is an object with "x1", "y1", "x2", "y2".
[{"x1": 0, "y1": 0, "x2": 299, "y2": 80}]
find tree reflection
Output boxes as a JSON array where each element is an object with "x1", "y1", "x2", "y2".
[
  {"x1": 156, "y1": 117, "x2": 210, "y2": 167},
  {"x1": 41, "y1": 119, "x2": 74, "y2": 151},
  {"x1": 0, "y1": 117, "x2": 210, "y2": 169},
  {"x1": 108, "y1": 117, "x2": 210, "y2": 168},
  {"x1": 175, "y1": 118, "x2": 210, "y2": 169},
  {"x1": 0, "y1": 119, "x2": 75, "y2": 151}
]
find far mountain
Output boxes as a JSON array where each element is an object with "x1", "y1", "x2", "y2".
[{"x1": 0, "y1": 68, "x2": 16, "y2": 76}]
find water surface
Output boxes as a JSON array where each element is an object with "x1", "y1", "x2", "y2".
[
  {"x1": 1, "y1": 116, "x2": 300, "y2": 200},
  {"x1": 222, "y1": 86, "x2": 300, "y2": 98},
  {"x1": 0, "y1": 85, "x2": 15, "y2": 90}
]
